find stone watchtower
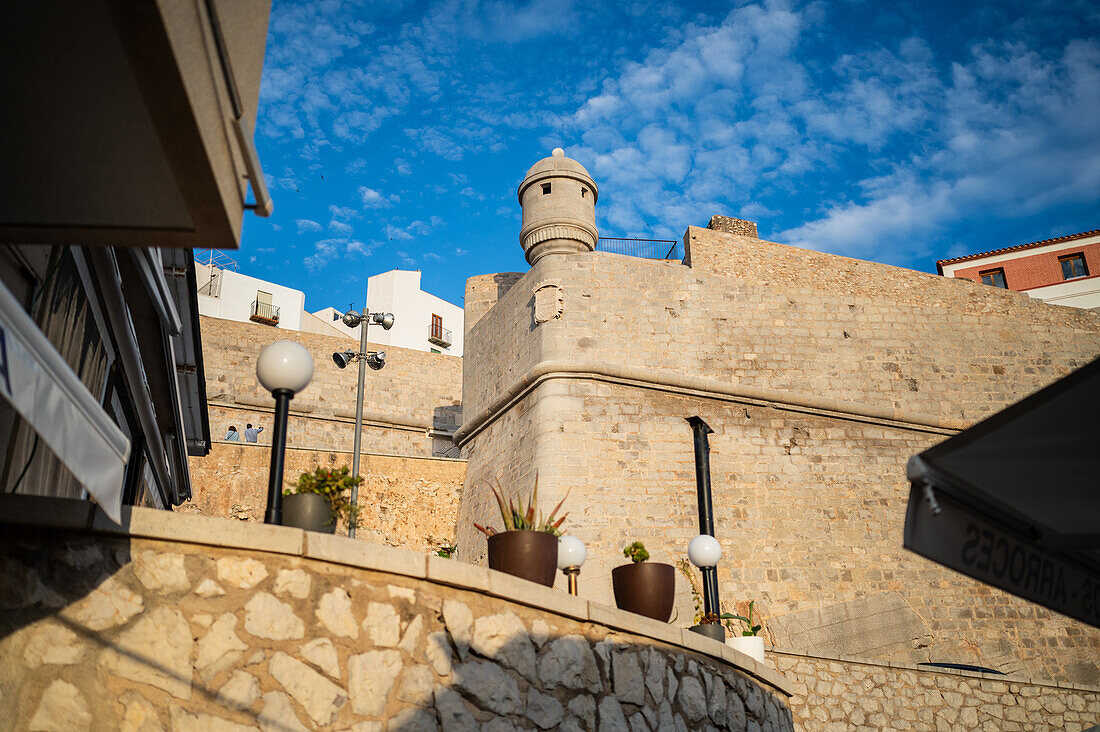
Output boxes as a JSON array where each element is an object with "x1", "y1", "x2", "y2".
[{"x1": 517, "y1": 148, "x2": 599, "y2": 265}]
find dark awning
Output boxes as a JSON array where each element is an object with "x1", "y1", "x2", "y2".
[{"x1": 904, "y1": 356, "x2": 1100, "y2": 629}]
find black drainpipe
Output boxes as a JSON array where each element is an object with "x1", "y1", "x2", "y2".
[{"x1": 686, "y1": 416, "x2": 721, "y2": 616}]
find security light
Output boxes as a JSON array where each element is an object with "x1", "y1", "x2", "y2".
[
  {"x1": 332, "y1": 350, "x2": 357, "y2": 369},
  {"x1": 371, "y1": 312, "x2": 395, "y2": 330},
  {"x1": 366, "y1": 351, "x2": 386, "y2": 370}
]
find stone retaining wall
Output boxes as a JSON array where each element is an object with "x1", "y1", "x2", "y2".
[
  {"x1": 185, "y1": 443, "x2": 465, "y2": 553},
  {"x1": 0, "y1": 496, "x2": 792, "y2": 731},
  {"x1": 773, "y1": 650, "x2": 1100, "y2": 731}
]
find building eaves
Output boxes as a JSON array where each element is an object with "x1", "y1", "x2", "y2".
[{"x1": 936, "y1": 229, "x2": 1100, "y2": 272}]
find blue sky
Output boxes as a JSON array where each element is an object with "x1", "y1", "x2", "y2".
[{"x1": 239, "y1": 0, "x2": 1100, "y2": 310}]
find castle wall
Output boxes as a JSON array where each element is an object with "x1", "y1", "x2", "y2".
[{"x1": 457, "y1": 239, "x2": 1100, "y2": 685}]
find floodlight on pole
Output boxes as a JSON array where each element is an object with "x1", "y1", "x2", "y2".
[
  {"x1": 332, "y1": 309, "x2": 395, "y2": 538},
  {"x1": 256, "y1": 341, "x2": 314, "y2": 525}
]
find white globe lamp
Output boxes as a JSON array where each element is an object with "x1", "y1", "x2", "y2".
[
  {"x1": 557, "y1": 535, "x2": 586, "y2": 595},
  {"x1": 688, "y1": 534, "x2": 722, "y2": 568},
  {"x1": 256, "y1": 341, "x2": 314, "y2": 525}
]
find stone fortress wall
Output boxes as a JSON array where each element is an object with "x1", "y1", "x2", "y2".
[
  {"x1": 186, "y1": 316, "x2": 466, "y2": 550},
  {"x1": 456, "y1": 217, "x2": 1100, "y2": 689}
]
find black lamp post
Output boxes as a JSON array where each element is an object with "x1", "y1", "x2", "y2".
[
  {"x1": 687, "y1": 416, "x2": 721, "y2": 616},
  {"x1": 256, "y1": 341, "x2": 314, "y2": 525}
]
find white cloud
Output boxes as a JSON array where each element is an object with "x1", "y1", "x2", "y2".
[
  {"x1": 384, "y1": 225, "x2": 414, "y2": 241},
  {"x1": 359, "y1": 186, "x2": 397, "y2": 208},
  {"x1": 296, "y1": 219, "x2": 322, "y2": 233},
  {"x1": 329, "y1": 220, "x2": 354, "y2": 235},
  {"x1": 329, "y1": 204, "x2": 358, "y2": 219}
]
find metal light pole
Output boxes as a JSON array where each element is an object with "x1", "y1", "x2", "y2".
[
  {"x1": 686, "y1": 416, "x2": 721, "y2": 616},
  {"x1": 333, "y1": 310, "x2": 393, "y2": 538},
  {"x1": 256, "y1": 341, "x2": 314, "y2": 525}
]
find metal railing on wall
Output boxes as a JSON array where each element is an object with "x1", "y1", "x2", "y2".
[
  {"x1": 596, "y1": 237, "x2": 683, "y2": 261},
  {"x1": 250, "y1": 300, "x2": 280, "y2": 325}
]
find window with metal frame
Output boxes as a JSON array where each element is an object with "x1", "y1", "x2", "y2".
[
  {"x1": 980, "y1": 268, "x2": 1007, "y2": 288},
  {"x1": 1059, "y1": 253, "x2": 1088, "y2": 280}
]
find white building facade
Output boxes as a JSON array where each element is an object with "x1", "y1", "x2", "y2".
[
  {"x1": 196, "y1": 260, "x2": 306, "y2": 331},
  {"x1": 364, "y1": 270, "x2": 464, "y2": 356}
]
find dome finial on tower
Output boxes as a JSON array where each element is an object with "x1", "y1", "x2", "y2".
[{"x1": 517, "y1": 148, "x2": 599, "y2": 265}]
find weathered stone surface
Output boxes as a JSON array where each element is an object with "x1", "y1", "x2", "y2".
[
  {"x1": 244, "y1": 592, "x2": 303, "y2": 640},
  {"x1": 598, "y1": 696, "x2": 629, "y2": 732},
  {"x1": 191, "y1": 613, "x2": 214, "y2": 628},
  {"x1": 425, "y1": 630, "x2": 454, "y2": 676},
  {"x1": 727, "y1": 683, "x2": 748, "y2": 729},
  {"x1": 217, "y1": 670, "x2": 261, "y2": 711},
  {"x1": 66, "y1": 575, "x2": 143, "y2": 630},
  {"x1": 397, "y1": 663, "x2": 435, "y2": 706},
  {"x1": 316, "y1": 588, "x2": 358, "y2": 639},
  {"x1": 531, "y1": 618, "x2": 550, "y2": 648},
  {"x1": 364, "y1": 601, "x2": 402, "y2": 647},
  {"x1": 443, "y1": 599, "x2": 473, "y2": 659},
  {"x1": 399, "y1": 614, "x2": 424, "y2": 655},
  {"x1": 678, "y1": 675, "x2": 707, "y2": 722},
  {"x1": 0, "y1": 558, "x2": 62, "y2": 609},
  {"x1": 482, "y1": 719, "x2": 521, "y2": 732},
  {"x1": 273, "y1": 569, "x2": 311, "y2": 599},
  {"x1": 435, "y1": 686, "x2": 478, "y2": 731},
  {"x1": 193, "y1": 578, "x2": 225, "y2": 598},
  {"x1": 216, "y1": 557, "x2": 268, "y2": 589},
  {"x1": 391, "y1": 708, "x2": 437, "y2": 732},
  {"x1": 300, "y1": 638, "x2": 341, "y2": 679},
  {"x1": 23, "y1": 623, "x2": 84, "y2": 667},
  {"x1": 389, "y1": 585, "x2": 417, "y2": 602},
  {"x1": 119, "y1": 691, "x2": 163, "y2": 732},
  {"x1": 705, "y1": 672, "x2": 727, "y2": 726},
  {"x1": 29, "y1": 680, "x2": 91, "y2": 732},
  {"x1": 100, "y1": 607, "x2": 194, "y2": 699},
  {"x1": 268, "y1": 651, "x2": 346, "y2": 726},
  {"x1": 197, "y1": 613, "x2": 248, "y2": 682},
  {"x1": 56, "y1": 543, "x2": 103, "y2": 569},
  {"x1": 527, "y1": 687, "x2": 564, "y2": 729},
  {"x1": 628, "y1": 711, "x2": 651, "y2": 732},
  {"x1": 568, "y1": 695, "x2": 596, "y2": 730},
  {"x1": 471, "y1": 611, "x2": 536, "y2": 681},
  {"x1": 348, "y1": 649, "x2": 403, "y2": 717},
  {"x1": 645, "y1": 648, "x2": 665, "y2": 703},
  {"x1": 657, "y1": 700, "x2": 675, "y2": 730},
  {"x1": 613, "y1": 651, "x2": 645, "y2": 705},
  {"x1": 666, "y1": 667, "x2": 679, "y2": 703},
  {"x1": 133, "y1": 551, "x2": 190, "y2": 593},
  {"x1": 453, "y1": 660, "x2": 523, "y2": 715},
  {"x1": 538, "y1": 635, "x2": 601, "y2": 692},
  {"x1": 169, "y1": 706, "x2": 257, "y2": 731},
  {"x1": 257, "y1": 691, "x2": 308, "y2": 732}
]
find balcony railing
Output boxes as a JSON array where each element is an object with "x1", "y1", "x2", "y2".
[
  {"x1": 596, "y1": 237, "x2": 682, "y2": 260},
  {"x1": 428, "y1": 324, "x2": 452, "y2": 347},
  {"x1": 250, "y1": 300, "x2": 280, "y2": 326}
]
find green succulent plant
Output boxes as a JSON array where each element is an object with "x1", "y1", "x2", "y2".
[
  {"x1": 473, "y1": 474, "x2": 568, "y2": 537},
  {"x1": 285, "y1": 466, "x2": 362, "y2": 529},
  {"x1": 721, "y1": 601, "x2": 762, "y2": 636},
  {"x1": 623, "y1": 541, "x2": 650, "y2": 563}
]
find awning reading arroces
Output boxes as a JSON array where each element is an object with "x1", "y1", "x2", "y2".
[
  {"x1": 904, "y1": 356, "x2": 1100, "y2": 629},
  {"x1": 0, "y1": 280, "x2": 129, "y2": 522}
]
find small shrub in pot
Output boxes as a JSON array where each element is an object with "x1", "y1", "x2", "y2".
[
  {"x1": 474, "y1": 475, "x2": 567, "y2": 587},
  {"x1": 612, "y1": 541, "x2": 676, "y2": 622},
  {"x1": 281, "y1": 466, "x2": 362, "y2": 533}
]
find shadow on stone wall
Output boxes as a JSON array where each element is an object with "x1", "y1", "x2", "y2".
[{"x1": 0, "y1": 526, "x2": 794, "y2": 731}]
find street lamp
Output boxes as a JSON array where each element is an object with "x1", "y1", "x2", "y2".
[
  {"x1": 332, "y1": 309, "x2": 394, "y2": 538},
  {"x1": 686, "y1": 416, "x2": 722, "y2": 616},
  {"x1": 557, "y1": 535, "x2": 587, "y2": 595},
  {"x1": 256, "y1": 341, "x2": 314, "y2": 525}
]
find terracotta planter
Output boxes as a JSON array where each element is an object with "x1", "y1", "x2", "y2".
[
  {"x1": 281, "y1": 493, "x2": 335, "y2": 534},
  {"x1": 612, "y1": 562, "x2": 675, "y2": 621},
  {"x1": 689, "y1": 623, "x2": 726, "y2": 642},
  {"x1": 487, "y1": 530, "x2": 558, "y2": 587}
]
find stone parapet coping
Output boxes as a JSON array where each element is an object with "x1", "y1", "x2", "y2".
[
  {"x1": 206, "y1": 439, "x2": 466, "y2": 462},
  {"x1": 454, "y1": 358, "x2": 963, "y2": 446},
  {"x1": 771, "y1": 647, "x2": 1100, "y2": 694},
  {"x1": 0, "y1": 494, "x2": 792, "y2": 697},
  {"x1": 209, "y1": 399, "x2": 457, "y2": 437}
]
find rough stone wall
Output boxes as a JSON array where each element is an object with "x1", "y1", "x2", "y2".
[
  {"x1": 458, "y1": 245, "x2": 1100, "y2": 685},
  {"x1": 464, "y1": 272, "x2": 523, "y2": 336},
  {"x1": 184, "y1": 442, "x2": 464, "y2": 552},
  {"x1": 707, "y1": 216, "x2": 759, "y2": 238},
  {"x1": 200, "y1": 315, "x2": 463, "y2": 457},
  {"x1": 774, "y1": 651, "x2": 1100, "y2": 731},
  {"x1": 0, "y1": 523, "x2": 792, "y2": 732}
]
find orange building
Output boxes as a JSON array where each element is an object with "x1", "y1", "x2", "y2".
[{"x1": 938, "y1": 229, "x2": 1100, "y2": 310}]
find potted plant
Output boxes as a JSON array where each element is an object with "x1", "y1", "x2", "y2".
[
  {"x1": 281, "y1": 466, "x2": 361, "y2": 534},
  {"x1": 474, "y1": 476, "x2": 567, "y2": 587},
  {"x1": 722, "y1": 601, "x2": 765, "y2": 663},
  {"x1": 677, "y1": 560, "x2": 726, "y2": 642},
  {"x1": 612, "y1": 541, "x2": 676, "y2": 622}
]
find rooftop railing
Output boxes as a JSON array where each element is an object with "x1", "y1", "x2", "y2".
[{"x1": 596, "y1": 237, "x2": 683, "y2": 261}]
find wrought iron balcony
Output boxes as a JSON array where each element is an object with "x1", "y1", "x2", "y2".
[
  {"x1": 428, "y1": 324, "x2": 452, "y2": 347},
  {"x1": 250, "y1": 300, "x2": 280, "y2": 326}
]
